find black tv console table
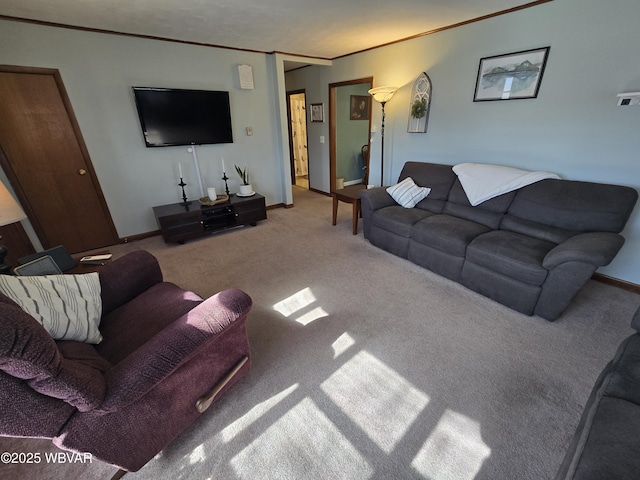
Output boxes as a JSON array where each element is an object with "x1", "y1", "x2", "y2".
[{"x1": 153, "y1": 193, "x2": 267, "y2": 244}]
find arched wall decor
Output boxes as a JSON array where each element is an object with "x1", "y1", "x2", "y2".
[{"x1": 407, "y1": 72, "x2": 432, "y2": 133}]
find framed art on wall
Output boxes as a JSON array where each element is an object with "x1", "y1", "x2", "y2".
[
  {"x1": 310, "y1": 103, "x2": 324, "y2": 122},
  {"x1": 350, "y1": 95, "x2": 370, "y2": 120},
  {"x1": 473, "y1": 47, "x2": 550, "y2": 102},
  {"x1": 407, "y1": 72, "x2": 432, "y2": 133}
]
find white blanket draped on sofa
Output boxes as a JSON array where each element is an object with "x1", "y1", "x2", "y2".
[{"x1": 452, "y1": 163, "x2": 560, "y2": 206}]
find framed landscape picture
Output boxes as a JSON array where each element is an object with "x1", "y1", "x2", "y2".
[{"x1": 473, "y1": 47, "x2": 550, "y2": 102}]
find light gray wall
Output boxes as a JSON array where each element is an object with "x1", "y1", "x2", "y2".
[
  {"x1": 0, "y1": 19, "x2": 283, "y2": 239},
  {"x1": 286, "y1": 0, "x2": 640, "y2": 285}
]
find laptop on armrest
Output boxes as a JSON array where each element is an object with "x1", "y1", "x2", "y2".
[
  {"x1": 19, "y1": 245, "x2": 76, "y2": 272},
  {"x1": 14, "y1": 255, "x2": 63, "y2": 276}
]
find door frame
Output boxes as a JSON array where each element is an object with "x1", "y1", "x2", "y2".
[
  {"x1": 286, "y1": 89, "x2": 308, "y2": 187},
  {"x1": 0, "y1": 65, "x2": 119, "y2": 250},
  {"x1": 328, "y1": 77, "x2": 373, "y2": 193}
]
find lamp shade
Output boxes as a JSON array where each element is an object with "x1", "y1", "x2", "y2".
[
  {"x1": 368, "y1": 86, "x2": 398, "y2": 104},
  {"x1": 0, "y1": 181, "x2": 26, "y2": 227}
]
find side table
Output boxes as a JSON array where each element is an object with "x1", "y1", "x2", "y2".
[{"x1": 332, "y1": 185, "x2": 366, "y2": 235}]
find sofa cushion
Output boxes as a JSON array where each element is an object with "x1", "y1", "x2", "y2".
[
  {"x1": 508, "y1": 178, "x2": 638, "y2": 233},
  {"x1": 371, "y1": 205, "x2": 433, "y2": 238},
  {"x1": 57, "y1": 341, "x2": 112, "y2": 374},
  {"x1": 601, "y1": 333, "x2": 640, "y2": 405},
  {"x1": 631, "y1": 307, "x2": 640, "y2": 332},
  {"x1": 97, "y1": 282, "x2": 203, "y2": 364},
  {"x1": 0, "y1": 273, "x2": 102, "y2": 344},
  {"x1": 411, "y1": 214, "x2": 490, "y2": 257},
  {"x1": 500, "y1": 214, "x2": 577, "y2": 244},
  {"x1": 99, "y1": 250, "x2": 163, "y2": 316},
  {"x1": 386, "y1": 176, "x2": 430, "y2": 208},
  {"x1": 466, "y1": 231, "x2": 555, "y2": 285},
  {"x1": 398, "y1": 162, "x2": 457, "y2": 213},
  {"x1": 444, "y1": 179, "x2": 516, "y2": 229},
  {"x1": 567, "y1": 397, "x2": 640, "y2": 480},
  {"x1": 0, "y1": 294, "x2": 107, "y2": 411},
  {"x1": 556, "y1": 334, "x2": 640, "y2": 480}
]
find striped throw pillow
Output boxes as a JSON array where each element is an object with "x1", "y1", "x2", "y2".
[
  {"x1": 0, "y1": 273, "x2": 102, "y2": 344},
  {"x1": 386, "y1": 176, "x2": 431, "y2": 208}
]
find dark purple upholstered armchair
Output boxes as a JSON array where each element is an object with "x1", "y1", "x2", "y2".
[{"x1": 0, "y1": 250, "x2": 252, "y2": 472}]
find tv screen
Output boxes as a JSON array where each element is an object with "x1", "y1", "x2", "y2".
[{"x1": 132, "y1": 87, "x2": 233, "y2": 147}]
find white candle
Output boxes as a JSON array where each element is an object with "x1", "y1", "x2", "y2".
[
  {"x1": 178, "y1": 162, "x2": 183, "y2": 179},
  {"x1": 221, "y1": 157, "x2": 226, "y2": 173}
]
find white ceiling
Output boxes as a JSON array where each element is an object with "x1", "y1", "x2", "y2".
[{"x1": 1, "y1": 0, "x2": 540, "y2": 60}]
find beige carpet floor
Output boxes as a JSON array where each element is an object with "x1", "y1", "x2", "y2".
[{"x1": 2, "y1": 186, "x2": 639, "y2": 480}]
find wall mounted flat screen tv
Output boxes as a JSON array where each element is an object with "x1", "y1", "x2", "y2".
[{"x1": 132, "y1": 87, "x2": 233, "y2": 147}]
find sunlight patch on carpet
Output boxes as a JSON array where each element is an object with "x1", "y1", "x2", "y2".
[
  {"x1": 220, "y1": 384, "x2": 298, "y2": 442},
  {"x1": 188, "y1": 444, "x2": 206, "y2": 465},
  {"x1": 273, "y1": 287, "x2": 328, "y2": 325},
  {"x1": 294, "y1": 306, "x2": 329, "y2": 325},
  {"x1": 411, "y1": 409, "x2": 491, "y2": 480},
  {"x1": 332, "y1": 332, "x2": 355, "y2": 358},
  {"x1": 320, "y1": 350, "x2": 429, "y2": 453},
  {"x1": 230, "y1": 397, "x2": 373, "y2": 480}
]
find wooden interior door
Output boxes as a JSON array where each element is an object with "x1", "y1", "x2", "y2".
[{"x1": 0, "y1": 66, "x2": 118, "y2": 253}]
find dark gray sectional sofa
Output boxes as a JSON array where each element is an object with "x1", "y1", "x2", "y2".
[
  {"x1": 555, "y1": 307, "x2": 640, "y2": 479},
  {"x1": 359, "y1": 162, "x2": 638, "y2": 320}
]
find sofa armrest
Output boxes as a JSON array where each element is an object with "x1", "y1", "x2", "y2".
[
  {"x1": 99, "y1": 251, "x2": 163, "y2": 315},
  {"x1": 543, "y1": 232, "x2": 625, "y2": 270},
  {"x1": 359, "y1": 187, "x2": 395, "y2": 212},
  {"x1": 359, "y1": 188, "x2": 397, "y2": 239},
  {"x1": 95, "y1": 289, "x2": 252, "y2": 413}
]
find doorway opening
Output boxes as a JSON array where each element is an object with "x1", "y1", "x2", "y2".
[
  {"x1": 328, "y1": 78, "x2": 373, "y2": 193},
  {"x1": 287, "y1": 90, "x2": 309, "y2": 190}
]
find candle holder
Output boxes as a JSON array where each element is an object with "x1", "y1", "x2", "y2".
[
  {"x1": 222, "y1": 173, "x2": 232, "y2": 197},
  {"x1": 179, "y1": 178, "x2": 192, "y2": 206}
]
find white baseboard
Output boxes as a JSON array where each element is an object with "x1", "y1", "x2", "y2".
[{"x1": 344, "y1": 179, "x2": 363, "y2": 186}]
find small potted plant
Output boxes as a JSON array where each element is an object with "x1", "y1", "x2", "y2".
[{"x1": 235, "y1": 165, "x2": 253, "y2": 196}]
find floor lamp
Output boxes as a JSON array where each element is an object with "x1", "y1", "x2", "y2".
[
  {"x1": 368, "y1": 86, "x2": 398, "y2": 186},
  {"x1": 0, "y1": 181, "x2": 27, "y2": 274}
]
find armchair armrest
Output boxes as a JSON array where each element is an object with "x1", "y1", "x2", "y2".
[
  {"x1": 543, "y1": 232, "x2": 625, "y2": 270},
  {"x1": 95, "y1": 288, "x2": 252, "y2": 413},
  {"x1": 99, "y1": 251, "x2": 163, "y2": 315}
]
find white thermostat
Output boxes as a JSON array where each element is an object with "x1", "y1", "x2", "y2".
[{"x1": 616, "y1": 92, "x2": 640, "y2": 106}]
